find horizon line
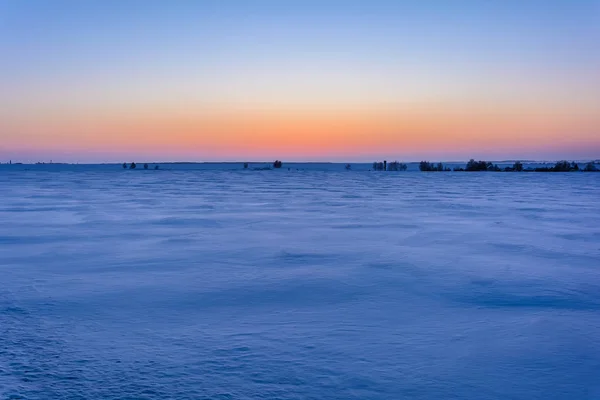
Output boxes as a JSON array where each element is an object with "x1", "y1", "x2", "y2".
[{"x1": 3, "y1": 158, "x2": 600, "y2": 165}]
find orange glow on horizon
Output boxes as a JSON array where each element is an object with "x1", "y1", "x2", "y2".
[{"x1": 2, "y1": 104, "x2": 599, "y2": 159}]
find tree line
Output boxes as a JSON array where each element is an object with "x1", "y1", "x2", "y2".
[
  {"x1": 372, "y1": 161, "x2": 408, "y2": 171},
  {"x1": 417, "y1": 159, "x2": 598, "y2": 172}
]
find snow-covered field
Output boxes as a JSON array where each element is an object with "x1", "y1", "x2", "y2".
[{"x1": 1, "y1": 168, "x2": 599, "y2": 399}]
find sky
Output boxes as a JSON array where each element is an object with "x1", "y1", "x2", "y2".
[{"x1": 1, "y1": 0, "x2": 599, "y2": 163}]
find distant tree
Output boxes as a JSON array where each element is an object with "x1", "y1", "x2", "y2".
[
  {"x1": 465, "y1": 159, "x2": 478, "y2": 171},
  {"x1": 513, "y1": 161, "x2": 523, "y2": 172},
  {"x1": 345, "y1": 164, "x2": 352, "y2": 170},
  {"x1": 273, "y1": 160, "x2": 282, "y2": 168},
  {"x1": 372, "y1": 162, "x2": 385, "y2": 171},
  {"x1": 144, "y1": 163, "x2": 148, "y2": 169},
  {"x1": 465, "y1": 159, "x2": 497, "y2": 171},
  {"x1": 387, "y1": 161, "x2": 407, "y2": 171},
  {"x1": 436, "y1": 162, "x2": 444, "y2": 172},
  {"x1": 584, "y1": 162, "x2": 598, "y2": 172},
  {"x1": 130, "y1": 162, "x2": 136, "y2": 169},
  {"x1": 419, "y1": 161, "x2": 433, "y2": 171},
  {"x1": 553, "y1": 161, "x2": 572, "y2": 172},
  {"x1": 244, "y1": 162, "x2": 249, "y2": 169},
  {"x1": 122, "y1": 162, "x2": 127, "y2": 169},
  {"x1": 533, "y1": 161, "x2": 580, "y2": 172}
]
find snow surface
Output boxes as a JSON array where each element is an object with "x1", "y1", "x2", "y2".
[{"x1": 1, "y1": 168, "x2": 600, "y2": 399}]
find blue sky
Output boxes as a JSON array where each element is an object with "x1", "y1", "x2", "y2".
[{"x1": 1, "y1": 0, "x2": 599, "y2": 162}]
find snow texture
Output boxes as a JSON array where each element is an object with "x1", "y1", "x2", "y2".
[{"x1": 1, "y1": 167, "x2": 600, "y2": 399}]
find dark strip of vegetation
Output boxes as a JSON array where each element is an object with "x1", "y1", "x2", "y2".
[
  {"x1": 420, "y1": 159, "x2": 599, "y2": 172},
  {"x1": 419, "y1": 161, "x2": 451, "y2": 172},
  {"x1": 372, "y1": 161, "x2": 407, "y2": 171}
]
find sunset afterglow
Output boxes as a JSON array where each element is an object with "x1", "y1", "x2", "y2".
[{"x1": 1, "y1": 0, "x2": 599, "y2": 162}]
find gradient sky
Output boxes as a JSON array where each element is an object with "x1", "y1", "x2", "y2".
[{"x1": 1, "y1": 0, "x2": 599, "y2": 162}]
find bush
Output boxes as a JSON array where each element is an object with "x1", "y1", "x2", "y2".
[{"x1": 273, "y1": 160, "x2": 282, "y2": 168}]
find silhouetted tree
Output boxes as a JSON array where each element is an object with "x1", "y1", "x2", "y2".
[
  {"x1": 273, "y1": 160, "x2": 282, "y2": 168},
  {"x1": 553, "y1": 161, "x2": 571, "y2": 172},
  {"x1": 130, "y1": 162, "x2": 136, "y2": 169},
  {"x1": 533, "y1": 160, "x2": 580, "y2": 172},
  {"x1": 419, "y1": 161, "x2": 435, "y2": 171},
  {"x1": 244, "y1": 162, "x2": 249, "y2": 169},
  {"x1": 345, "y1": 164, "x2": 352, "y2": 170},
  {"x1": 466, "y1": 159, "x2": 497, "y2": 171},
  {"x1": 388, "y1": 161, "x2": 407, "y2": 171},
  {"x1": 584, "y1": 162, "x2": 598, "y2": 172},
  {"x1": 513, "y1": 161, "x2": 523, "y2": 172},
  {"x1": 122, "y1": 163, "x2": 127, "y2": 169},
  {"x1": 372, "y1": 162, "x2": 385, "y2": 171}
]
